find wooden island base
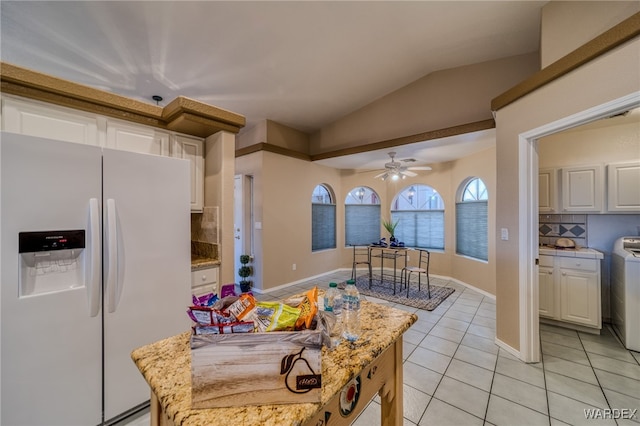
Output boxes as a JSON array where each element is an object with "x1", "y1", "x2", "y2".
[{"x1": 132, "y1": 301, "x2": 416, "y2": 426}]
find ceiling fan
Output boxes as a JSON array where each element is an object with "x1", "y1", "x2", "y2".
[{"x1": 374, "y1": 152, "x2": 432, "y2": 180}]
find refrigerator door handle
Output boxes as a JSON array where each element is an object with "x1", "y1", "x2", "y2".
[
  {"x1": 87, "y1": 198, "x2": 101, "y2": 317},
  {"x1": 106, "y1": 198, "x2": 120, "y2": 313}
]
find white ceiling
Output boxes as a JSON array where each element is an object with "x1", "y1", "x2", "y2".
[{"x1": 0, "y1": 1, "x2": 548, "y2": 169}]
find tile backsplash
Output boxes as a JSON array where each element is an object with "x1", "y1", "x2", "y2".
[
  {"x1": 539, "y1": 214, "x2": 587, "y2": 247},
  {"x1": 191, "y1": 206, "x2": 219, "y2": 244}
]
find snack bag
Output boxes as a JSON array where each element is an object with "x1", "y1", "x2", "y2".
[
  {"x1": 226, "y1": 293, "x2": 257, "y2": 322},
  {"x1": 255, "y1": 302, "x2": 301, "y2": 332},
  {"x1": 294, "y1": 287, "x2": 318, "y2": 330}
]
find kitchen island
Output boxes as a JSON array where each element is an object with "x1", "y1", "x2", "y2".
[{"x1": 131, "y1": 300, "x2": 416, "y2": 426}]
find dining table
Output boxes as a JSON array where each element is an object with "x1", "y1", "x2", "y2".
[{"x1": 368, "y1": 245, "x2": 410, "y2": 294}]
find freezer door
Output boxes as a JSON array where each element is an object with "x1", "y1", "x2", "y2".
[
  {"x1": 0, "y1": 132, "x2": 103, "y2": 426},
  {"x1": 102, "y1": 148, "x2": 191, "y2": 421}
]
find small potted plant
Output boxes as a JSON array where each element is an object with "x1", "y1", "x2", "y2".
[
  {"x1": 382, "y1": 218, "x2": 399, "y2": 243},
  {"x1": 238, "y1": 254, "x2": 253, "y2": 293}
]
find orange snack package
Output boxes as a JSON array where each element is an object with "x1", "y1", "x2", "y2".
[{"x1": 294, "y1": 287, "x2": 318, "y2": 330}]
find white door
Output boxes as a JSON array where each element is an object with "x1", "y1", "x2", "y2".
[
  {"x1": 102, "y1": 149, "x2": 192, "y2": 421},
  {"x1": 234, "y1": 175, "x2": 244, "y2": 283},
  {"x1": 1, "y1": 133, "x2": 103, "y2": 426}
]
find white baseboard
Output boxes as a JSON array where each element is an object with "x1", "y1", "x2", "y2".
[
  {"x1": 252, "y1": 268, "x2": 344, "y2": 294},
  {"x1": 494, "y1": 337, "x2": 522, "y2": 361},
  {"x1": 257, "y1": 268, "x2": 497, "y2": 303}
]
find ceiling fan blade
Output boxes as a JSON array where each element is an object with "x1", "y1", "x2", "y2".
[
  {"x1": 373, "y1": 171, "x2": 388, "y2": 179},
  {"x1": 407, "y1": 166, "x2": 432, "y2": 171},
  {"x1": 402, "y1": 170, "x2": 418, "y2": 177}
]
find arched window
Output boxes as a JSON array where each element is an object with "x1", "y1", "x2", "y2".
[
  {"x1": 345, "y1": 186, "x2": 380, "y2": 246},
  {"x1": 391, "y1": 184, "x2": 445, "y2": 250},
  {"x1": 311, "y1": 184, "x2": 336, "y2": 251},
  {"x1": 456, "y1": 177, "x2": 488, "y2": 261}
]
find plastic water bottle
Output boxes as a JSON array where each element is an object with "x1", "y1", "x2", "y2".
[
  {"x1": 324, "y1": 282, "x2": 343, "y2": 315},
  {"x1": 342, "y1": 279, "x2": 360, "y2": 342},
  {"x1": 324, "y1": 282, "x2": 343, "y2": 347}
]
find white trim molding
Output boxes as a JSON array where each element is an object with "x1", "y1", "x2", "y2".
[{"x1": 517, "y1": 91, "x2": 640, "y2": 364}]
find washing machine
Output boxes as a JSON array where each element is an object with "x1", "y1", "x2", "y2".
[{"x1": 611, "y1": 237, "x2": 640, "y2": 352}]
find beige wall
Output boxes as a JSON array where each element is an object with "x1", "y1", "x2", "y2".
[
  {"x1": 495, "y1": 36, "x2": 640, "y2": 351},
  {"x1": 540, "y1": 1, "x2": 640, "y2": 68},
  {"x1": 310, "y1": 53, "x2": 538, "y2": 154},
  {"x1": 237, "y1": 142, "x2": 496, "y2": 294},
  {"x1": 539, "y1": 115, "x2": 640, "y2": 167},
  {"x1": 237, "y1": 119, "x2": 311, "y2": 153},
  {"x1": 450, "y1": 146, "x2": 497, "y2": 295},
  {"x1": 204, "y1": 131, "x2": 236, "y2": 284},
  {"x1": 236, "y1": 151, "x2": 343, "y2": 290}
]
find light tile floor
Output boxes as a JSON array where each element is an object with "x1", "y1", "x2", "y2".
[{"x1": 122, "y1": 270, "x2": 640, "y2": 426}]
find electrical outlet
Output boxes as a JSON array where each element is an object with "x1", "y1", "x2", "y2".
[
  {"x1": 407, "y1": 255, "x2": 410, "y2": 262},
  {"x1": 292, "y1": 263, "x2": 296, "y2": 271}
]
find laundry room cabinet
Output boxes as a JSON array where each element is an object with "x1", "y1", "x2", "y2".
[
  {"x1": 607, "y1": 161, "x2": 640, "y2": 212},
  {"x1": 538, "y1": 255, "x2": 556, "y2": 319},
  {"x1": 538, "y1": 248, "x2": 603, "y2": 331},
  {"x1": 558, "y1": 257, "x2": 600, "y2": 328},
  {"x1": 561, "y1": 165, "x2": 604, "y2": 213}
]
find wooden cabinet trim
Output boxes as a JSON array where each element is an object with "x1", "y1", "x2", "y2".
[{"x1": 0, "y1": 62, "x2": 245, "y2": 137}]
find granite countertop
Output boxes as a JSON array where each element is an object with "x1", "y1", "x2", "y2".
[
  {"x1": 190, "y1": 241, "x2": 220, "y2": 271},
  {"x1": 190, "y1": 255, "x2": 220, "y2": 271},
  {"x1": 538, "y1": 246, "x2": 604, "y2": 259},
  {"x1": 131, "y1": 301, "x2": 417, "y2": 426}
]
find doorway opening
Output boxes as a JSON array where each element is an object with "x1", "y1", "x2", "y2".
[
  {"x1": 234, "y1": 174, "x2": 254, "y2": 284},
  {"x1": 519, "y1": 92, "x2": 640, "y2": 363}
]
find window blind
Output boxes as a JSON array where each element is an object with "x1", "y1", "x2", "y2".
[
  {"x1": 345, "y1": 204, "x2": 381, "y2": 246},
  {"x1": 312, "y1": 203, "x2": 336, "y2": 251},
  {"x1": 456, "y1": 201, "x2": 488, "y2": 260},
  {"x1": 391, "y1": 210, "x2": 444, "y2": 250}
]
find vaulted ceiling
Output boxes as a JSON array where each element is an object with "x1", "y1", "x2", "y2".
[{"x1": 1, "y1": 1, "x2": 548, "y2": 168}]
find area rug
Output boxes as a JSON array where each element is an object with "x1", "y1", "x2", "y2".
[{"x1": 340, "y1": 275, "x2": 455, "y2": 311}]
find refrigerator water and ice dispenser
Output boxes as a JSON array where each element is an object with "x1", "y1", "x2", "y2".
[{"x1": 19, "y1": 230, "x2": 86, "y2": 296}]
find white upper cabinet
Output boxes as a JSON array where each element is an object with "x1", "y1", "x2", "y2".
[
  {"x1": 561, "y1": 165, "x2": 603, "y2": 212},
  {"x1": 2, "y1": 96, "x2": 99, "y2": 145},
  {"x1": 2, "y1": 95, "x2": 205, "y2": 212},
  {"x1": 172, "y1": 135, "x2": 204, "y2": 212},
  {"x1": 106, "y1": 119, "x2": 170, "y2": 156},
  {"x1": 607, "y1": 161, "x2": 640, "y2": 212},
  {"x1": 538, "y1": 168, "x2": 558, "y2": 212}
]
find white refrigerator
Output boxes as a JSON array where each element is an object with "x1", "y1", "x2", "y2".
[{"x1": 1, "y1": 132, "x2": 192, "y2": 425}]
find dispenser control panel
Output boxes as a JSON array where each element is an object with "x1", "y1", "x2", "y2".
[{"x1": 19, "y1": 230, "x2": 85, "y2": 253}]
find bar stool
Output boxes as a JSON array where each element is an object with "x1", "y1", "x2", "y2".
[
  {"x1": 351, "y1": 244, "x2": 372, "y2": 283},
  {"x1": 401, "y1": 249, "x2": 430, "y2": 298}
]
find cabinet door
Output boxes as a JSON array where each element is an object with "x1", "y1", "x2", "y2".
[
  {"x1": 173, "y1": 135, "x2": 204, "y2": 212},
  {"x1": 538, "y1": 266, "x2": 555, "y2": 319},
  {"x1": 106, "y1": 119, "x2": 170, "y2": 156},
  {"x1": 2, "y1": 96, "x2": 99, "y2": 145},
  {"x1": 608, "y1": 162, "x2": 640, "y2": 212},
  {"x1": 539, "y1": 168, "x2": 557, "y2": 212},
  {"x1": 561, "y1": 165, "x2": 603, "y2": 212},
  {"x1": 559, "y1": 268, "x2": 600, "y2": 327}
]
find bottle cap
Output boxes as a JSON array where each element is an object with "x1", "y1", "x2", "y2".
[{"x1": 329, "y1": 282, "x2": 337, "y2": 287}]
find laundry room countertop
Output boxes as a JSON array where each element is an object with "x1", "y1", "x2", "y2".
[
  {"x1": 539, "y1": 246, "x2": 604, "y2": 259},
  {"x1": 130, "y1": 300, "x2": 417, "y2": 426}
]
